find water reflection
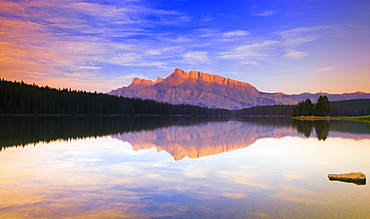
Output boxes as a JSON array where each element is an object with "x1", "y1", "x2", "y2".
[
  {"x1": 1, "y1": 116, "x2": 370, "y2": 218},
  {"x1": 292, "y1": 120, "x2": 330, "y2": 140},
  {"x1": 1, "y1": 116, "x2": 370, "y2": 156},
  {"x1": 113, "y1": 120, "x2": 297, "y2": 160},
  {"x1": 0, "y1": 116, "x2": 224, "y2": 151}
]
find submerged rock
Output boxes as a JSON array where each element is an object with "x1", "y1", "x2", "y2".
[{"x1": 328, "y1": 172, "x2": 366, "y2": 185}]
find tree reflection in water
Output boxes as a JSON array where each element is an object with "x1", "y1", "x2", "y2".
[
  {"x1": 292, "y1": 120, "x2": 331, "y2": 140},
  {"x1": 2, "y1": 116, "x2": 369, "y2": 154}
]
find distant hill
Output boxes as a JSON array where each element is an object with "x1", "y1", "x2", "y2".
[
  {"x1": 287, "y1": 92, "x2": 370, "y2": 102},
  {"x1": 109, "y1": 68, "x2": 370, "y2": 110}
]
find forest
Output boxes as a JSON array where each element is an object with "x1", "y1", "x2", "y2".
[
  {"x1": 233, "y1": 105, "x2": 294, "y2": 117},
  {"x1": 330, "y1": 99, "x2": 370, "y2": 116},
  {"x1": 0, "y1": 79, "x2": 230, "y2": 116},
  {"x1": 1, "y1": 79, "x2": 369, "y2": 117}
]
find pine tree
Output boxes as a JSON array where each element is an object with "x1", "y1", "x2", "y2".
[
  {"x1": 301, "y1": 99, "x2": 314, "y2": 116},
  {"x1": 315, "y1": 95, "x2": 330, "y2": 116}
]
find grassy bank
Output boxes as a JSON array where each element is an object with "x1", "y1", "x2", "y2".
[{"x1": 292, "y1": 115, "x2": 370, "y2": 123}]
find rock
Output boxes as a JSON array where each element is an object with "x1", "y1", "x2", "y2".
[{"x1": 328, "y1": 172, "x2": 366, "y2": 185}]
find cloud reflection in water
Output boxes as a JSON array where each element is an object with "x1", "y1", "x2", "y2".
[{"x1": 0, "y1": 119, "x2": 370, "y2": 218}]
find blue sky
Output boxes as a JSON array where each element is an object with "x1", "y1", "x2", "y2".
[{"x1": 1, "y1": 0, "x2": 369, "y2": 93}]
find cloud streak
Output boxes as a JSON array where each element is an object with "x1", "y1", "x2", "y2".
[
  {"x1": 0, "y1": 0, "x2": 187, "y2": 90},
  {"x1": 183, "y1": 51, "x2": 210, "y2": 65},
  {"x1": 0, "y1": 0, "x2": 369, "y2": 93}
]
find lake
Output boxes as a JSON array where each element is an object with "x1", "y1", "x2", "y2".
[{"x1": 0, "y1": 116, "x2": 369, "y2": 218}]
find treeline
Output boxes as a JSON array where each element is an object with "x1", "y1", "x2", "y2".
[
  {"x1": 234, "y1": 96, "x2": 332, "y2": 117},
  {"x1": 235, "y1": 98, "x2": 370, "y2": 117},
  {"x1": 233, "y1": 105, "x2": 294, "y2": 117},
  {"x1": 1, "y1": 79, "x2": 369, "y2": 117},
  {"x1": 330, "y1": 99, "x2": 370, "y2": 116},
  {"x1": 0, "y1": 79, "x2": 230, "y2": 116}
]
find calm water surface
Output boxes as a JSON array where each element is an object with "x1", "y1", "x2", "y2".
[{"x1": 0, "y1": 117, "x2": 369, "y2": 218}]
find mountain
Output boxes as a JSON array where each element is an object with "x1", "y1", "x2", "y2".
[
  {"x1": 109, "y1": 68, "x2": 298, "y2": 110},
  {"x1": 108, "y1": 68, "x2": 370, "y2": 110}
]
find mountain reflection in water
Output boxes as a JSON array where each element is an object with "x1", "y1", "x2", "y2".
[
  {"x1": 1, "y1": 116, "x2": 370, "y2": 218},
  {"x1": 113, "y1": 121, "x2": 297, "y2": 160},
  {"x1": 1, "y1": 116, "x2": 370, "y2": 159}
]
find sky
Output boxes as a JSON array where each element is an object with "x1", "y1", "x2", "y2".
[{"x1": 0, "y1": 0, "x2": 370, "y2": 94}]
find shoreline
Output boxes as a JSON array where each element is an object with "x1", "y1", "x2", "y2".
[
  {"x1": 0, "y1": 114, "x2": 230, "y2": 117},
  {"x1": 292, "y1": 115, "x2": 370, "y2": 123}
]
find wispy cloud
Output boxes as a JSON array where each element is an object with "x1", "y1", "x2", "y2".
[
  {"x1": 0, "y1": 0, "x2": 189, "y2": 90},
  {"x1": 214, "y1": 25, "x2": 341, "y2": 65},
  {"x1": 278, "y1": 25, "x2": 336, "y2": 59},
  {"x1": 223, "y1": 30, "x2": 249, "y2": 38},
  {"x1": 64, "y1": 2, "x2": 130, "y2": 19},
  {"x1": 1, "y1": 0, "x2": 369, "y2": 93},
  {"x1": 183, "y1": 51, "x2": 210, "y2": 65},
  {"x1": 218, "y1": 40, "x2": 277, "y2": 60},
  {"x1": 318, "y1": 67, "x2": 335, "y2": 71},
  {"x1": 278, "y1": 26, "x2": 329, "y2": 44},
  {"x1": 284, "y1": 50, "x2": 309, "y2": 58},
  {"x1": 251, "y1": 5, "x2": 278, "y2": 17},
  {"x1": 252, "y1": 10, "x2": 277, "y2": 16},
  {"x1": 76, "y1": 66, "x2": 103, "y2": 70}
]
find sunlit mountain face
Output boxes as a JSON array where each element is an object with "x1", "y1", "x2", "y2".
[
  {"x1": 108, "y1": 69, "x2": 298, "y2": 109},
  {"x1": 109, "y1": 69, "x2": 370, "y2": 110}
]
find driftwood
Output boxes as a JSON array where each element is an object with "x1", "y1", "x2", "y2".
[{"x1": 328, "y1": 172, "x2": 366, "y2": 185}]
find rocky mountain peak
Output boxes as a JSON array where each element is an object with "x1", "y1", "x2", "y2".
[
  {"x1": 130, "y1": 78, "x2": 154, "y2": 87},
  {"x1": 167, "y1": 68, "x2": 255, "y2": 88},
  {"x1": 130, "y1": 77, "x2": 142, "y2": 85},
  {"x1": 155, "y1": 77, "x2": 164, "y2": 83},
  {"x1": 108, "y1": 68, "x2": 370, "y2": 110},
  {"x1": 108, "y1": 68, "x2": 299, "y2": 109},
  {"x1": 170, "y1": 68, "x2": 187, "y2": 77}
]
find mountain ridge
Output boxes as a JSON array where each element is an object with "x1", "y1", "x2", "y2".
[{"x1": 108, "y1": 68, "x2": 370, "y2": 110}]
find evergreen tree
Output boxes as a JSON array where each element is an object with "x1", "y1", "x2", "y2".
[
  {"x1": 292, "y1": 102, "x2": 303, "y2": 117},
  {"x1": 315, "y1": 95, "x2": 330, "y2": 116},
  {"x1": 292, "y1": 99, "x2": 313, "y2": 116},
  {"x1": 301, "y1": 99, "x2": 314, "y2": 116}
]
